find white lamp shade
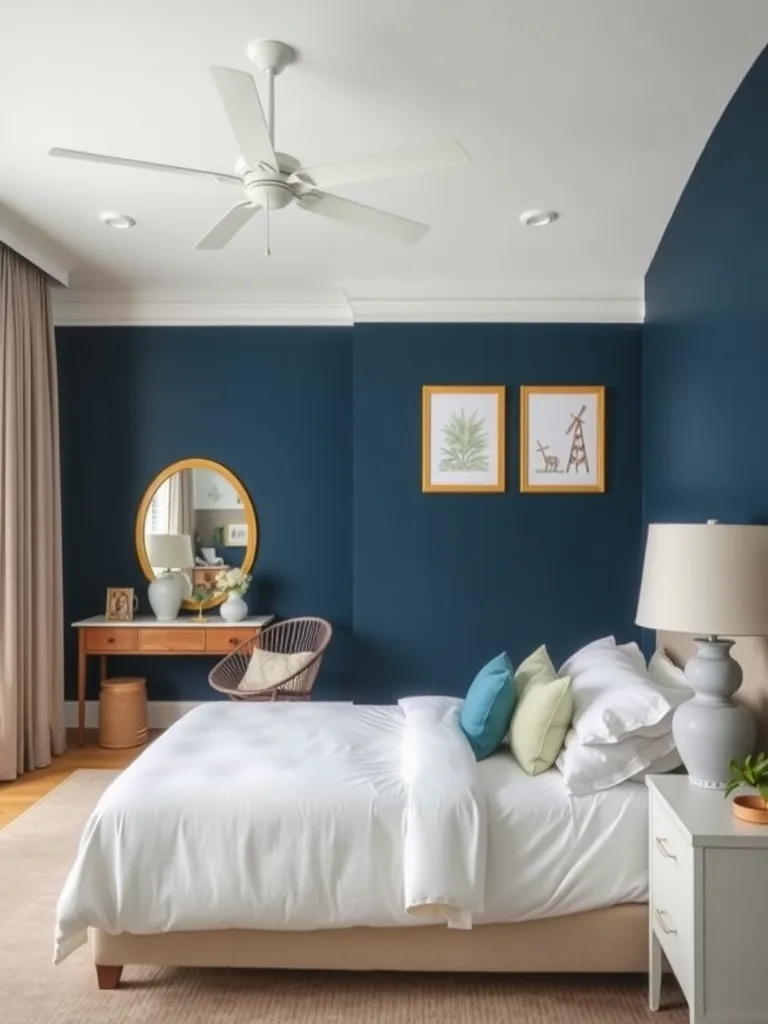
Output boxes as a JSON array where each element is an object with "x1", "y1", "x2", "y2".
[
  {"x1": 636, "y1": 522, "x2": 768, "y2": 636},
  {"x1": 146, "y1": 533, "x2": 195, "y2": 571}
]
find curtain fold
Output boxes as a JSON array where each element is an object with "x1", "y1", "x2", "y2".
[
  {"x1": 0, "y1": 243, "x2": 66, "y2": 780},
  {"x1": 167, "y1": 468, "x2": 194, "y2": 537}
]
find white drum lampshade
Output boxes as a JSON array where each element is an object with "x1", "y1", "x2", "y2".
[
  {"x1": 145, "y1": 533, "x2": 195, "y2": 621},
  {"x1": 636, "y1": 521, "x2": 768, "y2": 787}
]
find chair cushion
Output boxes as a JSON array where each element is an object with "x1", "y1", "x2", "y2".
[{"x1": 238, "y1": 649, "x2": 314, "y2": 692}]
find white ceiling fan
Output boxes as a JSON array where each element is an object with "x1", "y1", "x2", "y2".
[{"x1": 49, "y1": 40, "x2": 470, "y2": 255}]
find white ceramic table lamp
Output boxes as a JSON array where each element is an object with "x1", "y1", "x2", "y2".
[
  {"x1": 145, "y1": 533, "x2": 195, "y2": 622},
  {"x1": 636, "y1": 521, "x2": 768, "y2": 788}
]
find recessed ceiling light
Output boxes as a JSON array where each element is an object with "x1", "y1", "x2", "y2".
[
  {"x1": 99, "y1": 212, "x2": 136, "y2": 230},
  {"x1": 520, "y1": 209, "x2": 559, "y2": 228}
]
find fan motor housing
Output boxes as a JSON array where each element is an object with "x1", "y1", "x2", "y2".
[{"x1": 242, "y1": 173, "x2": 295, "y2": 209}]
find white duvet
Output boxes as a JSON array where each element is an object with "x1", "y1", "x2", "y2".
[{"x1": 54, "y1": 697, "x2": 648, "y2": 964}]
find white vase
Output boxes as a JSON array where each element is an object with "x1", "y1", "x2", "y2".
[{"x1": 220, "y1": 591, "x2": 248, "y2": 622}]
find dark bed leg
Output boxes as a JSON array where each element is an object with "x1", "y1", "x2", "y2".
[{"x1": 96, "y1": 964, "x2": 123, "y2": 990}]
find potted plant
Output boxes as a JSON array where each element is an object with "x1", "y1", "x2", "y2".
[
  {"x1": 724, "y1": 753, "x2": 768, "y2": 825},
  {"x1": 215, "y1": 567, "x2": 252, "y2": 623}
]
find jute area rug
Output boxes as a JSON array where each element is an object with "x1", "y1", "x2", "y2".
[{"x1": 1, "y1": 768, "x2": 687, "y2": 1023}]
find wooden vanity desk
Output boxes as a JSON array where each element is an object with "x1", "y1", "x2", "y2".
[{"x1": 72, "y1": 615, "x2": 274, "y2": 746}]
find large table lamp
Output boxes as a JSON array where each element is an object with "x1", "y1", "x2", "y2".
[
  {"x1": 636, "y1": 521, "x2": 768, "y2": 788},
  {"x1": 145, "y1": 533, "x2": 195, "y2": 621}
]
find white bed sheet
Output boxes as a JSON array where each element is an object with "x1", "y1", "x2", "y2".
[
  {"x1": 54, "y1": 699, "x2": 648, "y2": 963},
  {"x1": 478, "y1": 755, "x2": 648, "y2": 924}
]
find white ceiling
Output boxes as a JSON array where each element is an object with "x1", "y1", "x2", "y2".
[{"x1": 1, "y1": 1, "x2": 767, "y2": 318}]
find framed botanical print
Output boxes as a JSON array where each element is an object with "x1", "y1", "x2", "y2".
[
  {"x1": 519, "y1": 385, "x2": 605, "y2": 493},
  {"x1": 422, "y1": 385, "x2": 506, "y2": 493}
]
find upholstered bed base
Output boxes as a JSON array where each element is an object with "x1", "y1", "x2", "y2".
[{"x1": 93, "y1": 904, "x2": 648, "y2": 987}]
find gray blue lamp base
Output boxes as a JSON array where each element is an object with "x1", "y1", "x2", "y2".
[
  {"x1": 147, "y1": 572, "x2": 183, "y2": 622},
  {"x1": 675, "y1": 638, "x2": 757, "y2": 788}
]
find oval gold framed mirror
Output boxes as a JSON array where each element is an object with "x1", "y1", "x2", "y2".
[{"x1": 135, "y1": 457, "x2": 258, "y2": 611}]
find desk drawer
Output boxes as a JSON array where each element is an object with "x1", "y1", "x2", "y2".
[
  {"x1": 137, "y1": 629, "x2": 206, "y2": 653},
  {"x1": 206, "y1": 629, "x2": 256, "y2": 654},
  {"x1": 85, "y1": 628, "x2": 137, "y2": 652}
]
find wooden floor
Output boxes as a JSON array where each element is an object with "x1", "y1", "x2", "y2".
[{"x1": 0, "y1": 729, "x2": 158, "y2": 829}]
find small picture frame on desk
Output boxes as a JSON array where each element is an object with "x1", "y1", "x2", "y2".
[{"x1": 105, "y1": 586, "x2": 138, "y2": 622}]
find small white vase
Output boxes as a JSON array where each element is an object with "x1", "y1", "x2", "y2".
[{"x1": 220, "y1": 591, "x2": 248, "y2": 623}]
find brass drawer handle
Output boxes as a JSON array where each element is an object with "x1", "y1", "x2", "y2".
[
  {"x1": 228, "y1": 638, "x2": 238, "y2": 646},
  {"x1": 655, "y1": 909, "x2": 677, "y2": 935},
  {"x1": 107, "y1": 637, "x2": 115, "y2": 644},
  {"x1": 655, "y1": 836, "x2": 676, "y2": 862}
]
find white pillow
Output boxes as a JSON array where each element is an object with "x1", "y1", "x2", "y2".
[
  {"x1": 648, "y1": 649, "x2": 691, "y2": 703},
  {"x1": 628, "y1": 747, "x2": 683, "y2": 782},
  {"x1": 558, "y1": 637, "x2": 672, "y2": 746},
  {"x1": 556, "y1": 728, "x2": 677, "y2": 795},
  {"x1": 238, "y1": 649, "x2": 314, "y2": 692}
]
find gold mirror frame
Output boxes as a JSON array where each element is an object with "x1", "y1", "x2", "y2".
[{"x1": 134, "y1": 457, "x2": 259, "y2": 611}]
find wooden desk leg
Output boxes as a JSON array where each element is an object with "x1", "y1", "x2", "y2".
[
  {"x1": 77, "y1": 629, "x2": 87, "y2": 747},
  {"x1": 100, "y1": 655, "x2": 107, "y2": 683}
]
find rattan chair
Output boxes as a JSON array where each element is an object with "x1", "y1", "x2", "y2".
[{"x1": 209, "y1": 616, "x2": 332, "y2": 702}]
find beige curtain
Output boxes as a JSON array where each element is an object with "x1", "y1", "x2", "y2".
[
  {"x1": 167, "y1": 468, "x2": 194, "y2": 537},
  {"x1": 168, "y1": 469, "x2": 195, "y2": 597},
  {"x1": 0, "y1": 244, "x2": 66, "y2": 780}
]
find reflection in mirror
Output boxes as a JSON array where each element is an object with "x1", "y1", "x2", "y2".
[{"x1": 143, "y1": 467, "x2": 249, "y2": 601}]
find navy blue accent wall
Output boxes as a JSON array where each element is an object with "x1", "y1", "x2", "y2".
[
  {"x1": 57, "y1": 327, "x2": 353, "y2": 701},
  {"x1": 352, "y1": 324, "x2": 643, "y2": 702},
  {"x1": 57, "y1": 322, "x2": 642, "y2": 703},
  {"x1": 644, "y1": 45, "x2": 768, "y2": 526}
]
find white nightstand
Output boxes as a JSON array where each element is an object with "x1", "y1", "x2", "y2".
[{"x1": 647, "y1": 775, "x2": 768, "y2": 1024}]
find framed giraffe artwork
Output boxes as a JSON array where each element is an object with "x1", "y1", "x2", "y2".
[
  {"x1": 422, "y1": 385, "x2": 506, "y2": 493},
  {"x1": 519, "y1": 385, "x2": 605, "y2": 493}
]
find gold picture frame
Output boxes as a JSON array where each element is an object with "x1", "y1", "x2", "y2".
[
  {"x1": 519, "y1": 385, "x2": 605, "y2": 493},
  {"x1": 422, "y1": 385, "x2": 506, "y2": 493},
  {"x1": 105, "y1": 586, "x2": 138, "y2": 622}
]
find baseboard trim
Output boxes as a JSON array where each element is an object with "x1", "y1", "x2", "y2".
[{"x1": 65, "y1": 700, "x2": 201, "y2": 730}]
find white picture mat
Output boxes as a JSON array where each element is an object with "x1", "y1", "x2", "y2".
[
  {"x1": 428, "y1": 391, "x2": 500, "y2": 487},
  {"x1": 525, "y1": 392, "x2": 600, "y2": 487}
]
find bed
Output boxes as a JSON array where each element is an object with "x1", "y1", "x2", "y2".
[
  {"x1": 54, "y1": 632, "x2": 768, "y2": 988},
  {"x1": 56, "y1": 688, "x2": 656, "y2": 989}
]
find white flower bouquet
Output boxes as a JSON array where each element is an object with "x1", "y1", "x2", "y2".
[{"x1": 215, "y1": 567, "x2": 252, "y2": 596}]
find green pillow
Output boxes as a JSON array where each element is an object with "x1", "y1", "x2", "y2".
[{"x1": 510, "y1": 645, "x2": 573, "y2": 775}]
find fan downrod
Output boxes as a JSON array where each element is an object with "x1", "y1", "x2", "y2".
[{"x1": 246, "y1": 40, "x2": 295, "y2": 76}]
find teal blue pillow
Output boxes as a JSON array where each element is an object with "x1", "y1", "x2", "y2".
[{"x1": 459, "y1": 652, "x2": 516, "y2": 760}]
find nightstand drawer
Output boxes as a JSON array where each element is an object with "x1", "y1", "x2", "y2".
[
  {"x1": 651, "y1": 863, "x2": 693, "y2": 999},
  {"x1": 650, "y1": 792, "x2": 694, "y2": 1002},
  {"x1": 85, "y1": 628, "x2": 137, "y2": 652},
  {"x1": 206, "y1": 629, "x2": 256, "y2": 654},
  {"x1": 137, "y1": 629, "x2": 206, "y2": 653},
  {"x1": 651, "y1": 795, "x2": 693, "y2": 876}
]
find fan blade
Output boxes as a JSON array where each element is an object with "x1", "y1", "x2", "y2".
[
  {"x1": 194, "y1": 202, "x2": 261, "y2": 250},
  {"x1": 209, "y1": 67, "x2": 277, "y2": 170},
  {"x1": 48, "y1": 147, "x2": 241, "y2": 184},
  {"x1": 297, "y1": 191, "x2": 429, "y2": 245},
  {"x1": 289, "y1": 140, "x2": 469, "y2": 190}
]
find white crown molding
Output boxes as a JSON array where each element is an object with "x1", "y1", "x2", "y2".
[
  {"x1": 52, "y1": 290, "x2": 645, "y2": 327},
  {"x1": 0, "y1": 202, "x2": 72, "y2": 286},
  {"x1": 53, "y1": 290, "x2": 354, "y2": 327},
  {"x1": 348, "y1": 297, "x2": 645, "y2": 324}
]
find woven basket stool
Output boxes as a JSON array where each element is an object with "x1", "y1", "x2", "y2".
[{"x1": 98, "y1": 677, "x2": 148, "y2": 750}]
